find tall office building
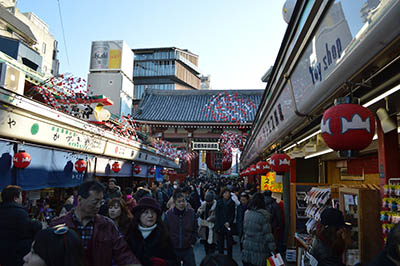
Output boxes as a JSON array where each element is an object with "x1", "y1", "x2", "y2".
[{"x1": 132, "y1": 47, "x2": 200, "y2": 99}]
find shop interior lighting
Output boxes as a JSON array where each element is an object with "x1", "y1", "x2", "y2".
[
  {"x1": 363, "y1": 84, "x2": 400, "y2": 108},
  {"x1": 297, "y1": 130, "x2": 321, "y2": 145},
  {"x1": 283, "y1": 143, "x2": 297, "y2": 152},
  {"x1": 304, "y1": 148, "x2": 333, "y2": 159}
]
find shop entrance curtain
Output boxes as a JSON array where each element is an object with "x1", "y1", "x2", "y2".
[{"x1": 0, "y1": 140, "x2": 13, "y2": 190}]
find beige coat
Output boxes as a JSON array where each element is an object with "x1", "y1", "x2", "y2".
[{"x1": 197, "y1": 200, "x2": 217, "y2": 244}]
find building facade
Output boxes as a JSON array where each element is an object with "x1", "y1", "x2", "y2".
[
  {"x1": 0, "y1": 2, "x2": 59, "y2": 77},
  {"x1": 132, "y1": 47, "x2": 200, "y2": 99}
]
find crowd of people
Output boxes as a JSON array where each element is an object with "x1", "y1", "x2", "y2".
[{"x1": 1, "y1": 176, "x2": 399, "y2": 266}]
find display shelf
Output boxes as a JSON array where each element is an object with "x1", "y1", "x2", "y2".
[{"x1": 339, "y1": 187, "x2": 381, "y2": 264}]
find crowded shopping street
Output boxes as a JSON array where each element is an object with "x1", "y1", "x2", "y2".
[{"x1": 1, "y1": 0, "x2": 400, "y2": 265}]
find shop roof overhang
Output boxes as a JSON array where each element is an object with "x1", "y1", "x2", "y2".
[
  {"x1": 241, "y1": 1, "x2": 400, "y2": 168},
  {"x1": 0, "y1": 88, "x2": 179, "y2": 169}
]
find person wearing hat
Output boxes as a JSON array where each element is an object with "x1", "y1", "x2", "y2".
[
  {"x1": 198, "y1": 190, "x2": 217, "y2": 255},
  {"x1": 309, "y1": 208, "x2": 352, "y2": 266},
  {"x1": 126, "y1": 197, "x2": 178, "y2": 266}
]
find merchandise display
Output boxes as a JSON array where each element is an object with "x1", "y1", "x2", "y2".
[
  {"x1": 304, "y1": 187, "x2": 331, "y2": 233},
  {"x1": 381, "y1": 180, "x2": 400, "y2": 240}
]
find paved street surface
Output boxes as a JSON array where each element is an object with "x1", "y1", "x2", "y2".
[{"x1": 193, "y1": 236, "x2": 243, "y2": 266}]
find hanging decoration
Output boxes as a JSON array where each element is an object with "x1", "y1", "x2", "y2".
[
  {"x1": 148, "y1": 167, "x2": 155, "y2": 175},
  {"x1": 112, "y1": 162, "x2": 121, "y2": 173},
  {"x1": 219, "y1": 131, "x2": 247, "y2": 154},
  {"x1": 249, "y1": 164, "x2": 257, "y2": 175},
  {"x1": 206, "y1": 151, "x2": 232, "y2": 172},
  {"x1": 161, "y1": 168, "x2": 167, "y2": 175},
  {"x1": 153, "y1": 139, "x2": 192, "y2": 160},
  {"x1": 321, "y1": 102, "x2": 375, "y2": 154},
  {"x1": 256, "y1": 161, "x2": 271, "y2": 175},
  {"x1": 134, "y1": 165, "x2": 141, "y2": 174},
  {"x1": 270, "y1": 153, "x2": 291, "y2": 174},
  {"x1": 201, "y1": 91, "x2": 256, "y2": 124},
  {"x1": 74, "y1": 159, "x2": 87, "y2": 173},
  {"x1": 13, "y1": 150, "x2": 31, "y2": 169}
]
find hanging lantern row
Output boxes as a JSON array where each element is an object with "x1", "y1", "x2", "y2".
[
  {"x1": 256, "y1": 161, "x2": 271, "y2": 175},
  {"x1": 321, "y1": 98, "x2": 375, "y2": 156},
  {"x1": 134, "y1": 165, "x2": 141, "y2": 174},
  {"x1": 270, "y1": 153, "x2": 291, "y2": 174},
  {"x1": 112, "y1": 162, "x2": 121, "y2": 173},
  {"x1": 13, "y1": 150, "x2": 31, "y2": 169},
  {"x1": 75, "y1": 159, "x2": 87, "y2": 173},
  {"x1": 148, "y1": 167, "x2": 155, "y2": 175}
]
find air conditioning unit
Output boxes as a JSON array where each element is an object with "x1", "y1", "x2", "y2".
[{"x1": 0, "y1": 63, "x2": 25, "y2": 95}]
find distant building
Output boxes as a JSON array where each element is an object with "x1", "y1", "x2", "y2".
[
  {"x1": 200, "y1": 75, "x2": 211, "y2": 90},
  {"x1": 132, "y1": 47, "x2": 200, "y2": 99},
  {"x1": 0, "y1": 2, "x2": 59, "y2": 77},
  {"x1": 87, "y1": 40, "x2": 134, "y2": 117}
]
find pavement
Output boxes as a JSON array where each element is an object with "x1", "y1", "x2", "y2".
[{"x1": 193, "y1": 236, "x2": 243, "y2": 266}]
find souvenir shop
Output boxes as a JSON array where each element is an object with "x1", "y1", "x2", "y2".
[{"x1": 240, "y1": 0, "x2": 400, "y2": 265}]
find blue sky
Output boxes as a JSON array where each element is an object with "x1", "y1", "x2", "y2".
[{"x1": 17, "y1": 0, "x2": 288, "y2": 90}]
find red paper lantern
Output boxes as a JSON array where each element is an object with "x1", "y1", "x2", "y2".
[
  {"x1": 134, "y1": 165, "x2": 141, "y2": 174},
  {"x1": 112, "y1": 162, "x2": 121, "y2": 173},
  {"x1": 206, "y1": 151, "x2": 232, "y2": 172},
  {"x1": 249, "y1": 164, "x2": 257, "y2": 175},
  {"x1": 13, "y1": 150, "x2": 31, "y2": 169},
  {"x1": 270, "y1": 153, "x2": 291, "y2": 173},
  {"x1": 148, "y1": 167, "x2": 155, "y2": 175},
  {"x1": 161, "y1": 169, "x2": 167, "y2": 175},
  {"x1": 256, "y1": 161, "x2": 271, "y2": 175},
  {"x1": 75, "y1": 159, "x2": 87, "y2": 173},
  {"x1": 321, "y1": 103, "x2": 375, "y2": 151}
]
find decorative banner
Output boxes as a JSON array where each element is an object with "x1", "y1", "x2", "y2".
[
  {"x1": 261, "y1": 172, "x2": 283, "y2": 192},
  {"x1": 153, "y1": 139, "x2": 194, "y2": 161},
  {"x1": 201, "y1": 91, "x2": 256, "y2": 124}
]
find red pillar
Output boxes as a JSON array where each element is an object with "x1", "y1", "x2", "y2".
[
  {"x1": 377, "y1": 118, "x2": 400, "y2": 197},
  {"x1": 290, "y1": 158, "x2": 297, "y2": 183}
]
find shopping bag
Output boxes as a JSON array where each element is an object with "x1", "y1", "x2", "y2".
[{"x1": 267, "y1": 253, "x2": 285, "y2": 266}]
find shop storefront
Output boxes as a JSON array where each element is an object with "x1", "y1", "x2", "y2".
[{"x1": 241, "y1": 0, "x2": 400, "y2": 265}]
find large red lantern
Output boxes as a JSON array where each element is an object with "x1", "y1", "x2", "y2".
[
  {"x1": 148, "y1": 167, "x2": 155, "y2": 175},
  {"x1": 321, "y1": 103, "x2": 375, "y2": 151},
  {"x1": 75, "y1": 159, "x2": 87, "y2": 173},
  {"x1": 206, "y1": 151, "x2": 232, "y2": 172},
  {"x1": 270, "y1": 153, "x2": 291, "y2": 173},
  {"x1": 256, "y1": 161, "x2": 271, "y2": 175},
  {"x1": 112, "y1": 162, "x2": 121, "y2": 173},
  {"x1": 134, "y1": 165, "x2": 141, "y2": 174},
  {"x1": 13, "y1": 150, "x2": 31, "y2": 169},
  {"x1": 249, "y1": 164, "x2": 257, "y2": 175}
]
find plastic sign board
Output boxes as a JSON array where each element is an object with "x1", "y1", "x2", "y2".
[{"x1": 261, "y1": 172, "x2": 283, "y2": 192}]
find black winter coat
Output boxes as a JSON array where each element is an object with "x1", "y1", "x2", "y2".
[
  {"x1": 126, "y1": 224, "x2": 179, "y2": 266},
  {"x1": 0, "y1": 202, "x2": 42, "y2": 266},
  {"x1": 215, "y1": 198, "x2": 235, "y2": 232}
]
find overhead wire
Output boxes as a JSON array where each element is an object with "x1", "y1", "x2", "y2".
[{"x1": 56, "y1": 0, "x2": 70, "y2": 66}]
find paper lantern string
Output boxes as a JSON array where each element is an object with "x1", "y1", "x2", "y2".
[{"x1": 201, "y1": 93, "x2": 256, "y2": 123}]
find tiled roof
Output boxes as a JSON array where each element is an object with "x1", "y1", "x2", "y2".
[{"x1": 133, "y1": 89, "x2": 264, "y2": 124}]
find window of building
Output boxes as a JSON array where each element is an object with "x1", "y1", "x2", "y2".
[{"x1": 42, "y1": 42, "x2": 46, "y2": 54}]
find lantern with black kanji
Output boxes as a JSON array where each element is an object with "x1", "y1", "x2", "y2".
[
  {"x1": 256, "y1": 161, "x2": 271, "y2": 175},
  {"x1": 13, "y1": 150, "x2": 31, "y2": 169},
  {"x1": 148, "y1": 167, "x2": 155, "y2": 175},
  {"x1": 321, "y1": 100, "x2": 375, "y2": 156},
  {"x1": 134, "y1": 165, "x2": 141, "y2": 174},
  {"x1": 112, "y1": 162, "x2": 121, "y2": 173},
  {"x1": 270, "y1": 153, "x2": 291, "y2": 174},
  {"x1": 75, "y1": 159, "x2": 87, "y2": 173}
]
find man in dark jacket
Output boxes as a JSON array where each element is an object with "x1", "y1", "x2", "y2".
[
  {"x1": 263, "y1": 190, "x2": 282, "y2": 233},
  {"x1": 164, "y1": 190, "x2": 198, "y2": 266},
  {"x1": 0, "y1": 185, "x2": 42, "y2": 266},
  {"x1": 51, "y1": 180, "x2": 142, "y2": 266},
  {"x1": 215, "y1": 187, "x2": 236, "y2": 258}
]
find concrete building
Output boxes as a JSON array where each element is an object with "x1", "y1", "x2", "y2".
[
  {"x1": 87, "y1": 40, "x2": 134, "y2": 117},
  {"x1": 0, "y1": 1, "x2": 59, "y2": 77},
  {"x1": 132, "y1": 47, "x2": 201, "y2": 99},
  {"x1": 200, "y1": 74, "x2": 211, "y2": 90}
]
